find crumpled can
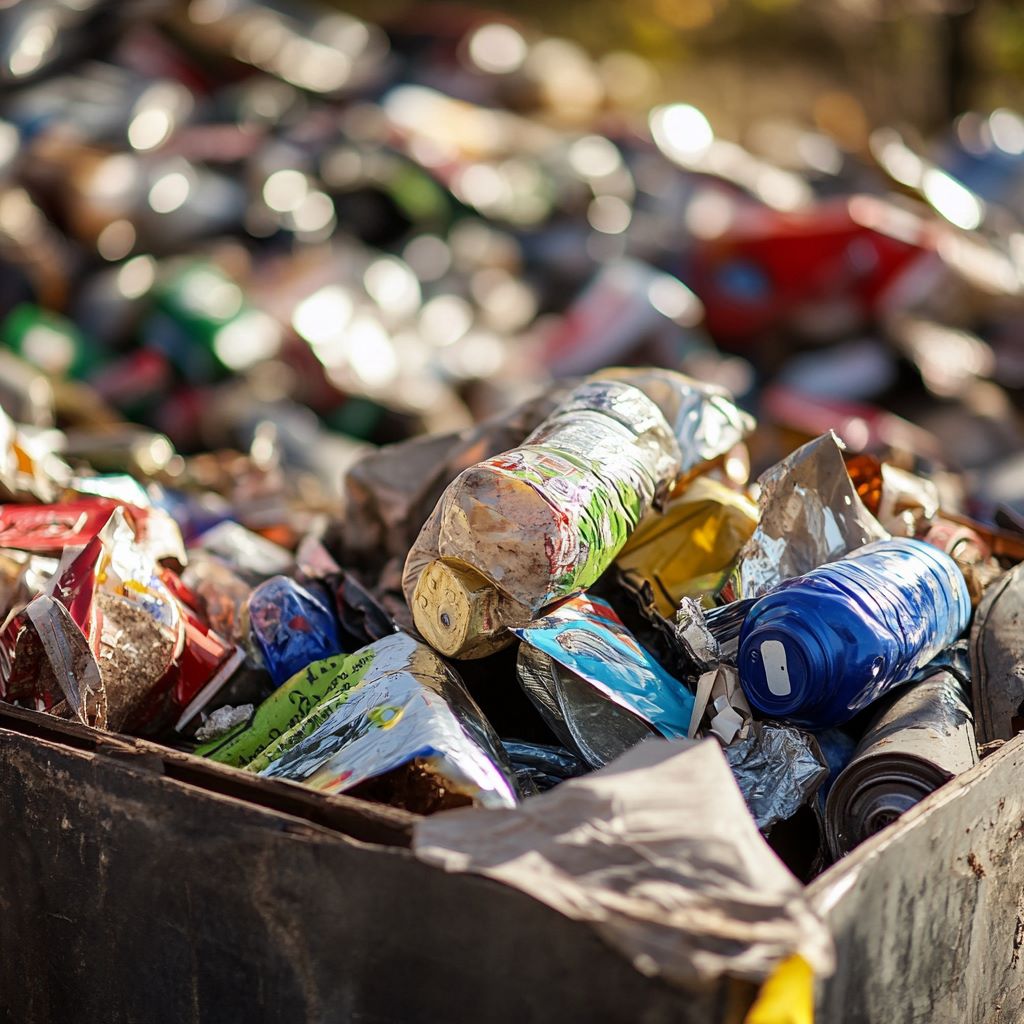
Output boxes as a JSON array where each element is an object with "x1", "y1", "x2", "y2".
[
  {"x1": 825, "y1": 669, "x2": 978, "y2": 857},
  {"x1": 405, "y1": 377, "x2": 682, "y2": 613}
]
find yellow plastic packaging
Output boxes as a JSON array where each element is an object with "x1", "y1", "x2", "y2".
[
  {"x1": 744, "y1": 954, "x2": 815, "y2": 1024},
  {"x1": 616, "y1": 476, "x2": 758, "y2": 616}
]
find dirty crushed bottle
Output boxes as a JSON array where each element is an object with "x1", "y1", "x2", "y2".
[{"x1": 404, "y1": 377, "x2": 681, "y2": 658}]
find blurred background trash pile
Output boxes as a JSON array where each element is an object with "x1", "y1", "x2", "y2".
[{"x1": 2, "y1": 0, "x2": 1024, "y2": 883}]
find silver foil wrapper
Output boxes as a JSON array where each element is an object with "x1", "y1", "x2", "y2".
[
  {"x1": 250, "y1": 633, "x2": 519, "y2": 810},
  {"x1": 736, "y1": 430, "x2": 888, "y2": 599},
  {"x1": 674, "y1": 597, "x2": 721, "y2": 672},
  {"x1": 517, "y1": 642, "x2": 655, "y2": 769},
  {"x1": 724, "y1": 722, "x2": 829, "y2": 831}
]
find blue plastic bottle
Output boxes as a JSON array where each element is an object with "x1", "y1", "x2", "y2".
[{"x1": 737, "y1": 538, "x2": 970, "y2": 729}]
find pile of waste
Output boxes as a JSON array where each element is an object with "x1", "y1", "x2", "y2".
[{"x1": 4, "y1": 0, "x2": 1024, "y2": 990}]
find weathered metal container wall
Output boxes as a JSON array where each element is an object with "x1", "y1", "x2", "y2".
[
  {"x1": 0, "y1": 709, "x2": 744, "y2": 1024},
  {"x1": 3, "y1": 704, "x2": 1022, "y2": 1024}
]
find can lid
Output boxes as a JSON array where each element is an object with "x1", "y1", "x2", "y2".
[
  {"x1": 738, "y1": 607, "x2": 832, "y2": 720},
  {"x1": 825, "y1": 753, "x2": 949, "y2": 858}
]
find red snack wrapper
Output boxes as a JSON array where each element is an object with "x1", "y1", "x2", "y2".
[
  {"x1": 0, "y1": 497, "x2": 186, "y2": 563},
  {"x1": 120, "y1": 566, "x2": 244, "y2": 734},
  {"x1": 0, "y1": 506, "x2": 242, "y2": 732},
  {"x1": 0, "y1": 499, "x2": 123, "y2": 554},
  {"x1": 1, "y1": 507, "x2": 183, "y2": 728}
]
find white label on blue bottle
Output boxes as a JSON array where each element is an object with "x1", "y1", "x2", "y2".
[{"x1": 760, "y1": 640, "x2": 792, "y2": 697}]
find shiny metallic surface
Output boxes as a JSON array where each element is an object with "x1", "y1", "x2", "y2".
[
  {"x1": 825, "y1": 669, "x2": 978, "y2": 857},
  {"x1": 724, "y1": 721, "x2": 828, "y2": 831},
  {"x1": 735, "y1": 430, "x2": 889, "y2": 600},
  {"x1": 515, "y1": 641, "x2": 654, "y2": 769}
]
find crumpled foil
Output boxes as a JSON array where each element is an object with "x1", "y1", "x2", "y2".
[
  {"x1": 514, "y1": 594, "x2": 692, "y2": 768},
  {"x1": 703, "y1": 599, "x2": 754, "y2": 664},
  {"x1": 595, "y1": 367, "x2": 755, "y2": 480},
  {"x1": 673, "y1": 597, "x2": 720, "y2": 673},
  {"x1": 735, "y1": 430, "x2": 889, "y2": 599},
  {"x1": 195, "y1": 703, "x2": 254, "y2": 742},
  {"x1": 724, "y1": 722, "x2": 829, "y2": 831}
]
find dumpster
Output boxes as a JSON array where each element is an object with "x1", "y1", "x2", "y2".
[
  {"x1": 3, "y1": 3, "x2": 1024, "y2": 1020},
  {"x1": 3, "y1": 698, "x2": 1024, "y2": 1024},
  {"x1": 0, "y1": 704, "x2": 737, "y2": 1024}
]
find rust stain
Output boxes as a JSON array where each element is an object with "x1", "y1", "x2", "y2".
[
  {"x1": 1013, "y1": 917, "x2": 1024, "y2": 969},
  {"x1": 967, "y1": 851, "x2": 987, "y2": 879}
]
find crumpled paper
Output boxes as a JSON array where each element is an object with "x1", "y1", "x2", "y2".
[
  {"x1": 736, "y1": 431, "x2": 888, "y2": 599},
  {"x1": 724, "y1": 723, "x2": 829, "y2": 832},
  {"x1": 688, "y1": 663, "x2": 749, "y2": 741},
  {"x1": 413, "y1": 738, "x2": 834, "y2": 989}
]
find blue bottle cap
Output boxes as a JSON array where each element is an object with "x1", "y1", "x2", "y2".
[{"x1": 738, "y1": 605, "x2": 834, "y2": 721}]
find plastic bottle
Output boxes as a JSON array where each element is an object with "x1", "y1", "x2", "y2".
[
  {"x1": 404, "y1": 369, "x2": 753, "y2": 660},
  {"x1": 737, "y1": 538, "x2": 970, "y2": 729},
  {"x1": 405, "y1": 377, "x2": 682, "y2": 658},
  {"x1": 405, "y1": 370, "x2": 752, "y2": 659}
]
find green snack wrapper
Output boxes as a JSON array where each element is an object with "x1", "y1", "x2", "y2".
[{"x1": 197, "y1": 633, "x2": 519, "y2": 812}]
